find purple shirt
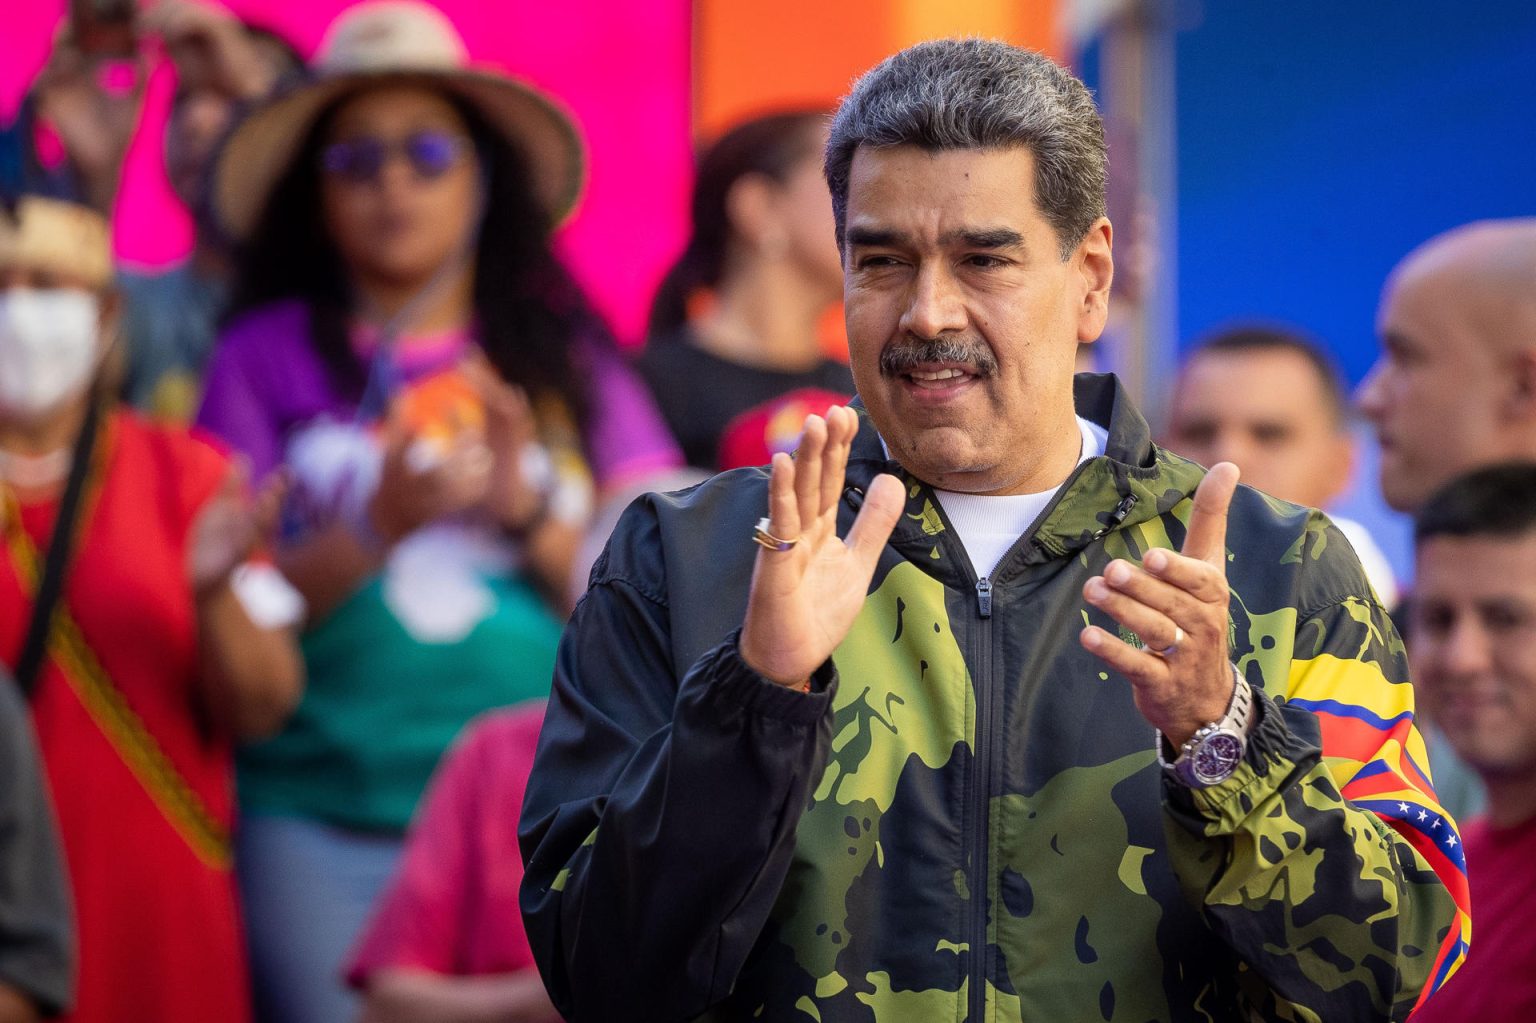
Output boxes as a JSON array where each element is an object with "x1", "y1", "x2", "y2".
[{"x1": 196, "y1": 299, "x2": 681, "y2": 490}]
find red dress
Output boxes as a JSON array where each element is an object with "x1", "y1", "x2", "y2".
[{"x1": 0, "y1": 411, "x2": 250, "y2": 1022}]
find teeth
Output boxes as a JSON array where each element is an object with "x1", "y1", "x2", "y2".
[{"x1": 909, "y1": 368, "x2": 966, "y2": 382}]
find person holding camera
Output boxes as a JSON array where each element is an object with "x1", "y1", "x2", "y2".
[{"x1": 3, "y1": 0, "x2": 300, "y2": 422}]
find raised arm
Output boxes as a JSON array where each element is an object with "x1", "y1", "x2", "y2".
[
  {"x1": 519, "y1": 408, "x2": 902, "y2": 1020},
  {"x1": 1081, "y1": 470, "x2": 1466, "y2": 1019}
]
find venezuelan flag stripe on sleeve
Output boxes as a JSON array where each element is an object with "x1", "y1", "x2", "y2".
[{"x1": 1285, "y1": 653, "x2": 1471, "y2": 1006}]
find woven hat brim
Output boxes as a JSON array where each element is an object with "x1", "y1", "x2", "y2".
[{"x1": 213, "y1": 69, "x2": 586, "y2": 241}]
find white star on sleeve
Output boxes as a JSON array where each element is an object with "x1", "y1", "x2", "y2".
[
  {"x1": 1446, "y1": 834, "x2": 1458, "y2": 847},
  {"x1": 1418, "y1": 810, "x2": 1429, "y2": 821},
  {"x1": 1432, "y1": 819, "x2": 1442, "y2": 829},
  {"x1": 1398, "y1": 802, "x2": 1410, "y2": 813}
]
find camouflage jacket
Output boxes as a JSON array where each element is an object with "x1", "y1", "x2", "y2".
[{"x1": 521, "y1": 374, "x2": 1470, "y2": 1022}]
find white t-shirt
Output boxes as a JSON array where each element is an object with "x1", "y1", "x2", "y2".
[
  {"x1": 1331, "y1": 514, "x2": 1400, "y2": 609},
  {"x1": 930, "y1": 416, "x2": 1110, "y2": 580}
]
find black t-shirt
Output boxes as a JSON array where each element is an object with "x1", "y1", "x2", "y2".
[
  {"x1": 636, "y1": 328, "x2": 856, "y2": 470},
  {"x1": 0, "y1": 677, "x2": 74, "y2": 1017}
]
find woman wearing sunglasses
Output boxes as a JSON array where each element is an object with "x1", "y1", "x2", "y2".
[{"x1": 195, "y1": 4, "x2": 681, "y2": 1020}]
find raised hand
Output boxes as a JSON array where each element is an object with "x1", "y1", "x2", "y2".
[
  {"x1": 31, "y1": 33, "x2": 148, "y2": 215},
  {"x1": 460, "y1": 356, "x2": 549, "y2": 532},
  {"x1": 739, "y1": 406, "x2": 905, "y2": 689},
  {"x1": 189, "y1": 459, "x2": 286, "y2": 595},
  {"x1": 367, "y1": 414, "x2": 493, "y2": 545},
  {"x1": 143, "y1": 0, "x2": 279, "y2": 100},
  {"x1": 1079, "y1": 462, "x2": 1241, "y2": 744}
]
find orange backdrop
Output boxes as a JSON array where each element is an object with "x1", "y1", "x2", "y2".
[
  {"x1": 694, "y1": 0, "x2": 1062, "y2": 359},
  {"x1": 695, "y1": 0, "x2": 1063, "y2": 136}
]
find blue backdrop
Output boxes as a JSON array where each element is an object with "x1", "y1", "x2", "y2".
[
  {"x1": 1174, "y1": 2, "x2": 1536, "y2": 385},
  {"x1": 1083, "y1": 4, "x2": 1536, "y2": 584}
]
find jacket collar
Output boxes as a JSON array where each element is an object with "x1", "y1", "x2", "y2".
[{"x1": 843, "y1": 373, "x2": 1207, "y2": 580}]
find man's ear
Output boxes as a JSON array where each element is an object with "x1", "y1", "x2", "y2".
[
  {"x1": 1075, "y1": 217, "x2": 1114, "y2": 344},
  {"x1": 1503, "y1": 347, "x2": 1536, "y2": 425}
]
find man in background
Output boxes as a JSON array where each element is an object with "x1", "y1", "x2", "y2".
[
  {"x1": 1359, "y1": 218, "x2": 1536, "y2": 512},
  {"x1": 1356, "y1": 218, "x2": 1536, "y2": 820},
  {"x1": 1407, "y1": 463, "x2": 1536, "y2": 1021},
  {"x1": 1165, "y1": 325, "x2": 1397, "y2": 604}
]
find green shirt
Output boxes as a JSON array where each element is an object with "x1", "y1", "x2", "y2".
[{"x1": 238, "y1": 570, "x2": 562, "y2": 832}]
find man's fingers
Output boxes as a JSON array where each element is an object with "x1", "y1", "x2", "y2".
[
  {"x1": 1111, "y1": 552, "x2": 1227, "y2": 607},
  {"x1": 1083, "y1": 577, "x2": 1183, "y2": 651},
  {"x1": 1181, "y1": 462, "x2": 1239, "y2": 568},
  {"x1": 1080, "y1": 625, "x2": 1165, "y2": 686},
  {"x1": 794, "y1": 415, "x2": 827, "y2": 534},
  {"x1": 817, "y1": 407, "x2": 854, "y2": 522},
  {"x1": 766, "y1": 450, "x2": 802, "y2": 545},
  {"x1": 844, "y1": 472, "x2": 904, "y2": 567}
]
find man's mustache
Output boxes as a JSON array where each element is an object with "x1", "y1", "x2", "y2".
[{"x1": 879, "y1": 336, "x2": 999, "y2": 377}]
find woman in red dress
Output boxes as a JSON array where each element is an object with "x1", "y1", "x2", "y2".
[{"x1": 0, "y1": 195, "x2": 303, "y2": 1021}]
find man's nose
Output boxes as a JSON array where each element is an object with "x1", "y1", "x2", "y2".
[
  {"x1": 1209, "y1": 433, "x2": 1252, "y2": 471},
  {"x1": 1440, "y1": 617, "x2": 1495, "y2": 680},
  {"x1": 1354, "y1": 359, "x2": 1387, "y2": 422},
  {"x1": 898, "y1": 263, "x2": 967, "y2": 340}
]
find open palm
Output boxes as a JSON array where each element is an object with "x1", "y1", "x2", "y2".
[{"x1": 739, "y1": 406, "x2": 905, "y2": 688}]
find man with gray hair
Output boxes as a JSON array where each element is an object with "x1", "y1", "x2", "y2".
[{"x1": 522, "y1": 39, "x2": 1467, "y2": 1021}]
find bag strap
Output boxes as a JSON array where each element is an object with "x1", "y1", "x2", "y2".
[{"x1": 14, "y1": 400, "x2": 101, "y2": 697}]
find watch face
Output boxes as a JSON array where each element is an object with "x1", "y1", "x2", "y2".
[{"x1": 1192, "y1": 732, "x2": 1244, "y2": 785}]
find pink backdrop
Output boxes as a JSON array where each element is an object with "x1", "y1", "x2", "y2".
[{"x1": 0, "y1": 0, "x2": 693, "y2": 343}]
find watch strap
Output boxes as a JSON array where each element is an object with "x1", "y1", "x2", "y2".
[{"x1": 1157, "y1": 665, "x2": 1254, "y2": 788}]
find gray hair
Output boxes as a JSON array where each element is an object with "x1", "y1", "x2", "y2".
[{"x1": 825, "y1": 38, "x2": 1107, "y2": 258}]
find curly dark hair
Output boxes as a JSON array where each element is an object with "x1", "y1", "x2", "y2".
[{"x1": 224, "y1": 84, "x2": 604, "y2": 429}]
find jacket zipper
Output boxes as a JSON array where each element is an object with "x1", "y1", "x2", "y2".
[
  {"x1": 955, "y1": 463, "x2": 1097, "y2": 1022},
  {"x1": 944, "y1": 463, "x2": 1134, "y2": 1022},
  {"x1": 968, "y1": 575, "x2": 994, "y2": 1022}
]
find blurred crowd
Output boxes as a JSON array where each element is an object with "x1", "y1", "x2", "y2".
[{"x1": 0, "y1": 2, "x2": 1533, "y2": 1021}]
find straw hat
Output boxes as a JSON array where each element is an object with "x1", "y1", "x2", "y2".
[
  {"x1": 0, "y1": 196, "x2": 113, "y2": 290},
  {"x1": 212, "y1": 0, "x2": 585, "y2": 241}
]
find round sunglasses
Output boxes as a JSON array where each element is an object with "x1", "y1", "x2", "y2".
[{"x1": 321, "y1": 131, "x2": 471, "y2": 184}]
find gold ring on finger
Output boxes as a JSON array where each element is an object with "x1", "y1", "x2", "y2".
[{"x1": 752, "y1": 517, "x2": 800, "y2": 552}]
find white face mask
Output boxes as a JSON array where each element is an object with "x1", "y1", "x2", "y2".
[{"x1": 0, "y1": 288, "x2": 102, "y2": 420}]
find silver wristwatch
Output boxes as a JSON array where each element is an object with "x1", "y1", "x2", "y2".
[{"x1": 1158, "y1": 666, "x2": 1255, "y2": 788}]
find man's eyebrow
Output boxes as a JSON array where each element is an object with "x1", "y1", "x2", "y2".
[
  {"x1": 845, "y1": 226, "x2": 906, "y2": 248},
  {"x1": 941, "y1": 228, "x2": 1025, "y2": 249},
  {"x1": 844, "y1": 226, "x2": 1027, "y2": 249}
]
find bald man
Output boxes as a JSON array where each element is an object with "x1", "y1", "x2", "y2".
[
  {"x1": 1356, "y1": 220, "x2": 1536, "y2": 825},
  {"x1": 1359, "y1": 218, "x2": 1536, "y2": 512}
]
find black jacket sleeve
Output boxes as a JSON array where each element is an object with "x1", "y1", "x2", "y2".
[
  {"x1": 519, "y1": 501, "x2": 836, "y2": 1022},
  {"x1": 0, "y1": 679, "x2": 74, "y2": 1017}
]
